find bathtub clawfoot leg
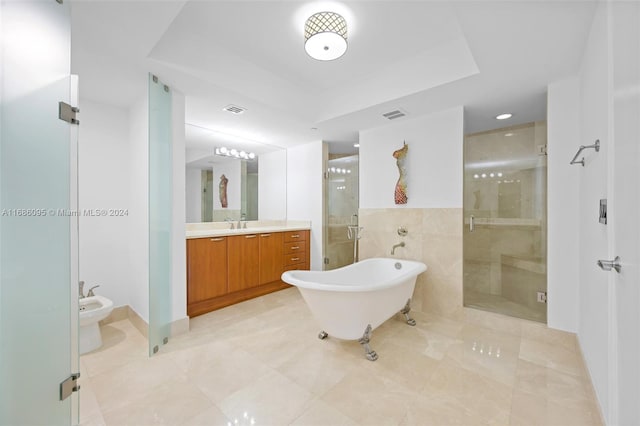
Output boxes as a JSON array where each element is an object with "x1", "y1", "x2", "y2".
[
  {"x1": 400, "y1": 298, "x2": 416, "y2": 326},
  {"x1": 318, "y1": 331, "x2": 328, "y2": 340},
  {"x1": 358, "y1": 324, "x2": 378, "y2": 361}
]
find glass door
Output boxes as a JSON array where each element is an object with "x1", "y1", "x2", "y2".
[
  {"x1": 0, "y1": 0, "x2": 78, "y2": 424},
  {"x1": 324, "y1": 154, "x2": 359, "y2": 270},
  {"x1": 463, "y1": 122, "x2": 548, "y2": 322}
]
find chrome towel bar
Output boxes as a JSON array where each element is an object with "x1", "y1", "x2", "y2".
[{"x1": 570, "y1": 139, "x2": 600, "y2": 166}]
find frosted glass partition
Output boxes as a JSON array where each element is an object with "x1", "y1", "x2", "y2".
[
  {"x1": 148, "y1": 74, "x2": 172, "y2": 356},
  {"x1": 0, "y1": 1, "x2": 78, "y2": 423},
  {"x1": 463, "y1": 122, "x2": 547, "y2": 323}
]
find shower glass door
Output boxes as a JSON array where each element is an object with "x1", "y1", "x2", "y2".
[
  {"x1": 463, "y1": 122, "x2": 547, "y2": 322},
  {"x1": 324, "y1": 154, "x2": 359, "y2": 270}
]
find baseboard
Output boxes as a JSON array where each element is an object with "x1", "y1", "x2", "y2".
[
  {"x1": 127, "y1": 306, "x2": 149, "y2": 339},
  {"x1": 100, "y1": 305, "x2": 128, "y2": 325},
  {"x1": 576, "y1": 335, "x2": 607, "y2": 425}
]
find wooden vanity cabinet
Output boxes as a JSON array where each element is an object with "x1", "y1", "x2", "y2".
[
  {"x1": 186, "y1": 229, "x2": 310, "y2": 317},
  {"x1": 186, "y1": 237, "x2": 228, "y2": 304},
  {"x1": 259, "y1": 233, "x2": 283, "y2": 285},
  {"x1": 227, "y1": 234, "x2": 260, "y2": 292}
]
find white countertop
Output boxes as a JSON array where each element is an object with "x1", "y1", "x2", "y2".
[{"x1": 186, "y1": 221, "x2": 311, "y2": 239}]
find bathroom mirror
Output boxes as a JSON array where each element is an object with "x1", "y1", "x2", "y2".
[{"x1": 186, "y1": 156, "x2": 258, "y2": 222}]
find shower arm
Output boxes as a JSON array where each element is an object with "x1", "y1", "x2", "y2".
[{"x1": 570, "y1": 139, "x2": 600, "y2": 166}]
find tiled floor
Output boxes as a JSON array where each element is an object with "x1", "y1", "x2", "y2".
[{"x1": 80, "y1": 288, "x2": 603, "y2": 426}]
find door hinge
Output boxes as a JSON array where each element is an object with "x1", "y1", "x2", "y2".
[
  {"x1": 323, "y1": 172, "x2": 329, "y2": 179},
  {"x1": 324, "y1": 257, "x2": 329, "y2": 265},
  {"x1": 59, "y1": 372, "x2": 80, "y2": 401},
  {"x1": 537, "y1": 291, "x2": 547, "y2": 303},
  {"x1": 59, "y1": 102, "x2": 80, "y2": 125},
  {"x1": 537, "y1": 144, "x2": 547, "y2": 156}
]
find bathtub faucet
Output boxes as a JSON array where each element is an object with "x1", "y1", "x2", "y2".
[{"x1": 391, "y1": 241, "x2": 405, "y2": 255}]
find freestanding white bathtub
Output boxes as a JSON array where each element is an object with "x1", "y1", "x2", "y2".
[{"x1": 281, "y1": 257, "x2": 427, "y2": 360}]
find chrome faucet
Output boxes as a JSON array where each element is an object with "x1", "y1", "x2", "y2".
[
  {"x1": 79, "y1": 281, "x2": 85, "y2": 299},
  {"x1": 224, "y1": 218, "x2": 235, "y2": 229},
  {"x1": 87, "y1": 285, "x2": 100, "y2": 297},
  {"x1": 391, "y1": 241, "x2": 405, "y2": 255}
]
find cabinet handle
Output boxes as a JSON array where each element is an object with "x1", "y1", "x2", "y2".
[
  {"x1": 291, "y1": 234, "x2": 300, "y2": 238},
  {"x1": 291, "y1": 257, "x2": 300, "y2": 261},
  {"x1": 291, "y1": 246, "x2": 300, "y2": 250},
  {"x1": 261, "y1": 234, "x2": 271, "y2": 237},
  {"x1": 210, "y1": 238, "x2": 224, "y2": 242},
  {"x1": 245, "y1": 235, "x2": 257, "y2": 239}
]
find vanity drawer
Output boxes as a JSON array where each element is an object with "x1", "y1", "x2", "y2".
[
  {"x1": 283, "y1": 253, "x2": 306, "y2": 266},
  {"x1": 283, "y1": 230, "x2": 307, "y2": 242},
  {"x1": 284, "y1": 241, "x2": 306, "y2": 254}
]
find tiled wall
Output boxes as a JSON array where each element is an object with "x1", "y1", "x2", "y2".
[{"x1": 358, "y1": 208, "x2": 463, "y2": 318}]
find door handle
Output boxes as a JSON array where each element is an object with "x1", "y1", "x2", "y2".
[
  {"x1": 597, "y1": 256, "x2": 621, "y2": 273},
  {"x1": 469, "y1": 215, "x2": 475, "y2": 232}
]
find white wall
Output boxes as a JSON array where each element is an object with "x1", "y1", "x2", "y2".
[
  {"x1": 78, "y1": 99, "x2": 131, "y2": 308},
  {"x1": 547, "y1": 3, "x2": 612, "y2": 420},
  {"x1": 185, "y1": 168, "x2": 201, "y2": 223},
  {"x1": 287, "y1": 141, "x2": 324, "y2": 270},
  {"x1": 547, "y1": 78, "x2": 580, "y2": 332},
  {"x1": 171, "y1": 91, "x2": 187, "y2": 324},
  {"x1": 577, "y1": 3, "x2": 611, "y2": 416},
  {"x1": 128, "y1": 95, "x2": 150, "y2": 321},
  {"x1": 259, "y1": 149, "x2": 287, "y2": 220},
  {"x1": 360, "y1": 107, "x2": 464, "y2": 209},
  {"x1": 213, "y1": 160, "x2": 241, "y2": 211}
]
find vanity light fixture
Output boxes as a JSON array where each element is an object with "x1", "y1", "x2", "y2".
[
  {"x1": 495, "y1": 113, "x2": 513, "y2": 120},
  {"x1": 215, "y1": 147, "x2": 256, "y2": 160},
  {"x1": 304, "y1": 11, "x2": 348, "y2": 61}
]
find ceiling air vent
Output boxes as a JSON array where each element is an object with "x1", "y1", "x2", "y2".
[
  {"x1": 382, "y1": 109, "x2": 407, "y2": 120},
  {"x1": 223, "y1": 104, "x2": 246, "y2": 114}
]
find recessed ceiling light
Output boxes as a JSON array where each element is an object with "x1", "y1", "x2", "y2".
[
  {"x1": 504, "y1": 133, "x2": 514, "y2": 137},
  {"x1": 496, "y1": 113, "x2": 513, "y2": 120},
  {"x1": 354, "y1": 143, "x2": 360, "y2": 148}
]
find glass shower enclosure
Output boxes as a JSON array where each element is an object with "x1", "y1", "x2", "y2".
[
  {"x1": 463, "y1": 122, "x2": 547, "y2": 322},
  {"x1": 324, "y1": 154, "x2": 359, "y2": 270}
]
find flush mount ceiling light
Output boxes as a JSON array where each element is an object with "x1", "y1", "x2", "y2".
[
  {"x1": 495, "y1": 113, "x2": 513, "y2": 120},
  {"x1": 304, "y1": 11, "x2": 347, "y2": 61},
  {"x1": 215, "y1": 147, "x2": 256, "y2": 160}
]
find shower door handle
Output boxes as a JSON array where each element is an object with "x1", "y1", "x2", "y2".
[
  {"x1": 597, "y1": 256, "x2": 621, "y2": 273},
  {"x1": 469, "y1": 215, "x2": 475, "y2": 232}
]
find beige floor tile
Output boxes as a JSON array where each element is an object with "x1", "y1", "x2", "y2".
[
  {"x1": 80, "y1": 413, "x2": 106, "y2": 426},
  {"x1": 514, "y1": 359, "x2": 589, "y2": 405},
  {"x1": 276, "y1": 342, "x2": 360, "y2": 396},
  {"x1": 423, "y1": 358, "x2": 513, "y2": 424},
  {"x1": 289, "y1": 398, "x2": 359, "y2": 426},
  {"x1": 78, "y1": 378, "x2": 102, "y2": 423},
  {"x1": 520, "y1": 321, "x2": 578, "y2": 353},
  {"x1": 79, "y1": 293, "x2": 602, "y2": 426},
  {"x1": 519, "y1": 337, "x2": 584, "y2": 377},
  {"x1": 360, "y1": 339, "x2": 441, "y2": 392},
  {"x1": 191, "y1": 345, "x2": 274, "y2": 404},
  {"x1": 180, "y1": 405, "x2": 231, "y2": 426},
  {"x1": 101, "y1": 379, "x2": 213, "y2": 425},
  {"x1": 510, "y1": 388, "x2": 602, "y2": 426},
  {"x1": 90, "y1": 354, "x2": 186, "y2": 413},
  {"x1": 445, "y1": 324, "x2": 521, "y2": 386},
  {"x1": 81, "y1": 321, "x2": 148, "y2": 378},
  {"x1": 218, "y1": 371, "x2": 314, "y2": 426},
  {"x1": 321, "y1": 368, "x2": 416, "y2": 426},
  {"x1": 463, "y1": 308, "x2": 523, "y2": 337}
]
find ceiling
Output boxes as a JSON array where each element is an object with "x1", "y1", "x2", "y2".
[{"x1": 71, "y1": 0, "x2": 597, "y2": 157}]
